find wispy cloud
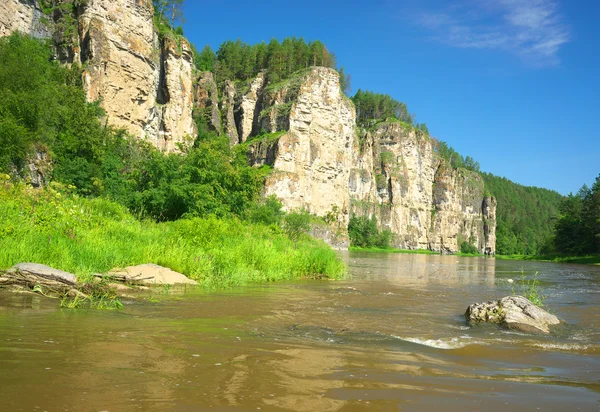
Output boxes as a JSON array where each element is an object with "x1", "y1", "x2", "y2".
[{"x1": 413, "y1": 0, "x2": 570, "y2": 66}]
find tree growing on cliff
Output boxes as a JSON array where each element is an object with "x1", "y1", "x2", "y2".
[{"x1": 153, "y1": 0, "x2": 185, "y2": 28}]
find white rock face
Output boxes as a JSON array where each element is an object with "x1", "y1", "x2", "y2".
[
  {"x1": 221, "y1": 80, "x2": 239, "y2": 145},
  {"x1": 78, "y1": 0, "x2": 161, "y2": 143},
  {"x1": 238, "y1": 72, "x2": 265, "y2": 142},
  {"x1": 0, "y1": 0, "x2": 51, "y2": 39},
  {"x1": 157, "y1": 37, "x2": 196, "y2": 151},
  {"x1": 246, "y1": 68, "x2": 496, "y2": 252},
  {"x1": 350, "y1": 123, "x2": 439, "y2": 249},
  {"x1": 1, "y1": 0, "x2": 196, "y2": 152},
  {"x1": 350, "y1": 124, "x2": 496, "y2": 252},
  {"x1": 262, "y1": 67, "x2": 355, "y2": 225}
]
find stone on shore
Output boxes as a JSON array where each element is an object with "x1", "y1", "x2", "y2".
[
  {"x1": 0, "y1": 263, "x2": 78, "y2": 297},
  {"x1": 465, "y1": 296, "x2": 561, "y2": 334},
  {"x1": 108, "y1": 264, "x2": 198, "y2": 286}
]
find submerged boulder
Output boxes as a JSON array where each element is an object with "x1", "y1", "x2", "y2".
[
  {"x1": 465, "y1": 296, "x2": 560, "y2": 334},
  {"x1": 108, "y1": 264, "x2": 198, "y2": 286}
]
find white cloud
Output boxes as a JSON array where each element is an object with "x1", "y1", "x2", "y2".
[{"x1": 414, "y1": 0, "x2": 570, "y2": 65}]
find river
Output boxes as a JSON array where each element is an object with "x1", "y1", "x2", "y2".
[{"x1": 1, "y1": 253, "x2": 599, "y2": 411}]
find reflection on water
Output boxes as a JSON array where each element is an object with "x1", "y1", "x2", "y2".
[
  {"x1": 345, "y1": 252, "x2": 497, "y2": 286},
  {"x1": 0, "y1": 253, "x2": 599, "y2": 411}
]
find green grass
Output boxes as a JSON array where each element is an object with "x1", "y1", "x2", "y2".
[
  {"x1": 496, "y1": 254, "x2": 600, "y2": 265},
  {"x1": 349, "y1": 246, "x2": 440, "y2": 255},
  {"x1": 0, "y1": 182, "x2": 345, "y2": 288},
  {"x1": 511, "y1": 270, "x2": 546, "y2": 307}
]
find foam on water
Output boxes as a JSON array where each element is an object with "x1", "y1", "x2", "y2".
[
  {"x1": 529, "y1": 342, "x2": 595, "y2": 352},
  {"x1": 393, "y1": 336, "x2": 476, "y2": 349}
]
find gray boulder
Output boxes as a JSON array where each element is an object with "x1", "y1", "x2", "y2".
[
  {"x1": 11, "y1": 263, "x2": 77, "y2": 285},
  {"x1": 0, "y1": 263, "x2": 78, "y2": 297},
  {"x1": 465, "y1": 296, "x2": 560, "y2": 334}
]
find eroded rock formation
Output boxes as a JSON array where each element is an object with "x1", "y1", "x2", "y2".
[
  {"x1": 0, "y1": 0, "x2": 51, "y2": 38},
  {"x1": 245, "y1": 68, "x2": 355, "y2": 225},
  {"x1": 0, "y1": 0, "x2": 196, "y2": 151},
  {"x1": 242, "y1": 68, "x2": 496, "y2": 253}
]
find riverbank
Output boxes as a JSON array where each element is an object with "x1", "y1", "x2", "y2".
[
  {"x1": 349, "y1": 246, "x2": 600, "y2": 265},
  {"x1": 496, "y1": 254, "x2": 600, "y2": 265},
  {"x1": 349, "y1": 246, "x2": 485, "y2": 258},
  {"x1": 0, "y1": 182, "x2": 345, "y2": 288}
]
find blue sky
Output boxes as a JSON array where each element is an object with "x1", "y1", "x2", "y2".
[{"x1": 182, "y1": 0, "x2": 599, "y2": 195}]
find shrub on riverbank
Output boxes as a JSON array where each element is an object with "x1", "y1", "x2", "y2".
[{"x1": 0, "y1": 181, "x2": 345, "y2": 287}]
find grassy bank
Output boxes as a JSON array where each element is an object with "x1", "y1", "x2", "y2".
[
  {"x1": 496, "y1": 254, "x2": 600, "y2": 265},
  {"x1": 0, "y1": 181, "x2": 345, "y2": 288}
]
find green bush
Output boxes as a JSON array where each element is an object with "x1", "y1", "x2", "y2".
[
  {"x1": 460, "y1": 241, "x2": 479, "y2": 254},
  {"x1": 248, "y1": 195, "x2": 285, "y2": 226},
  {"x1": 348, "y1": 215, "x2": 392, "y2": 248},
  {"x1": 283, "y1": 210, "x2": 311, "y2": 243}
]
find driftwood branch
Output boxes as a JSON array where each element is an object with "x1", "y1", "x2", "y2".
[{"x1": 93, "y1": 273, "x2": 154, "y2": 283}]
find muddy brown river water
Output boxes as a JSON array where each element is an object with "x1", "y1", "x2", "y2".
[{"x1": 1, "y1": 252, "x2": 599, "y2": 411}]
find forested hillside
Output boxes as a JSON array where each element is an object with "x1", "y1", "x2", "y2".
[
  {"x1": 481, "y1": 173, "x2": 563, "y2": 255},
  {"x1": 553, "y1": 175, "x2": 600, "y2": 255}
]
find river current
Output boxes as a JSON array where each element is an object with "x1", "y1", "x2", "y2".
[{"x1": 1, "y1": 252, "x2": 599, "y2": 411}]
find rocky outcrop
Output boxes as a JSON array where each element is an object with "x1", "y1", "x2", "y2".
[
  {"x1": 348, "y1": 123, "x2": 496, "y2": 253},
  {"x1": 249, "y1": 68, "x2": 355, "y2": 224},
  {"x1": 0, "y1": 0, "x2": 51, "y2": 39},
  {"x1": 482, "y1": 196, "x2": 497, "y2": 255},
  {"x1": 466, "y1": 296, "x2": 561, "y2": 334},
  {"x1": 0, "y1": 0, "x2": 197, "y2": 152},
  {"x1": 25, "y1": 145, "x2": 52, "y2": 187},
  {"x1": 195, "y1": 71, "x2": 221, "y2": 134},
  {"x1": 429, "y1": 163, "x2": 492, "y2": 253},
  {"x1": 156, "y1": 37, "x2": 196, "y2": 151},
  {"x1": 237, "y1": 72, "x2": 266, "y2": 142},
  {"x1": 241, "y1": 68, "x2": 496, "y2": 252},
  {"x1": 350, "y1": 123, "x2": 438, "y2": 249},
  {"x1": 78, "y1": 0, "x2": 196, "y2": 151},
  {"x1": 221, "y1": 80, "x2": 239, "y2": 145}
]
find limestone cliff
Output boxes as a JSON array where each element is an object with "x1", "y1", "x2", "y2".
[
  {"x1": 0, "y1": 0, "x2": 196, "y2": 151},
  {"x1": 350, "y1": 123, "x2": 496, "y2": 253},
  {"x1": 0, "y1": 0, "x2": 51, "y2": 39},
  {"x1": 246, "y1": 68, "x2": 355, "y2": 227},
  {"x1": 243, "y1": 69, "x2": 496, "y2": 253}
]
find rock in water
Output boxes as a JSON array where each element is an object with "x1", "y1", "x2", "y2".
[
  {"x1": 108, "y1": 264, "x2": 198, "y2": 286},
  {"x1": 465, "y1": 296, "x2": 560, "y2": 334}
]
